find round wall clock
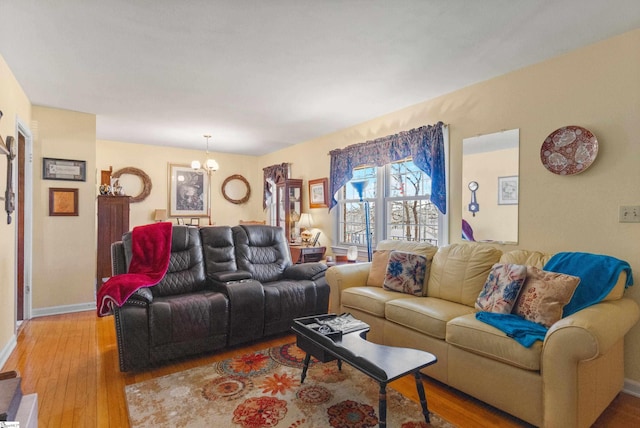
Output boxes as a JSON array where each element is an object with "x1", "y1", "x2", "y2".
[{"x1": 540, "y1": 125, "x2": 598, "y2": 175}]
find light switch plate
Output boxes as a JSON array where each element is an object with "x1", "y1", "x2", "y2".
[{"x1": 619, "y1": 205, "x2": 640, "y2": 223}]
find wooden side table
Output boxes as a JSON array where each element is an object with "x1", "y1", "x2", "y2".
[{"x1": 290, "y1": 245, "x2": 326, "y2": 264}]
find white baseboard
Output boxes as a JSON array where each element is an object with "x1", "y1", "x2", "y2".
[
  {"x1": 0, "y1": 333, "x2": 17, "y2": 369},
  {"x1": 624, "y1": 378, "x2": 640, "y2": 398},
  {"x1": 31, "y1": 302, "x2": 96, "y2": 318}
]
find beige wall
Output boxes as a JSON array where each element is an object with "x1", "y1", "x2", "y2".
[
  {"x1": 260, "y1": 29, "x2": 640, "y2": 380},
  {"x1": 96, "y1": 140, "x2": 263, "y2": 228},
  {"x1": 31, "y1": 106, "x2": 97, "y2": 311},
  {"x1": 0, "y1": 55, "x2": 31, "y2": 355}
]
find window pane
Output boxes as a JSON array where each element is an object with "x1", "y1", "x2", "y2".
[
  {"x1": 388, "y1": 159, "x2": 431, "y2": 197},
  {"x1": 340, "y1": 201, "x2": 375, "y2": 244},
  {"x1": 387, "y1": 199, "x2": 439, "y2": 244}
]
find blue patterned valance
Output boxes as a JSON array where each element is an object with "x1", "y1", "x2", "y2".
[{"x1": 328, "y1": 122, "x2": 446, "y2": 214}]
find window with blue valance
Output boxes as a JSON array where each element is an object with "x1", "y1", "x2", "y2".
[{"x1": 328, "y1": 122, "x2": 446, "y2": 214}]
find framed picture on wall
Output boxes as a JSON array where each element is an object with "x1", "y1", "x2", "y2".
[
  {"x1": 498, "y1": 176, "x2": 518, "y2": 205},
  {"x1": 43, "y1": 157, "x2": 86, "y2": 182},
  {"x1": 168, "y1": 164, "x2": 208, "y2": 217},
  {"x1": 49, "y1": 187, "x2": 79, "y2": 216},
  {"x1": 308, "y1": 178, "x2": 329, "y2": 209}
]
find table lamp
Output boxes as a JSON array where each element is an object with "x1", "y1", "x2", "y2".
[
  {"x1": 298, "y1": 213, "x2": 314, "y2": 245},
  {"x1": 154, "y1": 209, "x2": 167, "y2": 222}
]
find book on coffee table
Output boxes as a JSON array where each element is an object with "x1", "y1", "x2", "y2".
[{"x1": 320, "y1": 313, "x2": 369, "y2": 334}]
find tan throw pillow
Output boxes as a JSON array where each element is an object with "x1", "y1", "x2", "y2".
[
  {"x1": 514, "y1": 266, "x2": 580, "y2": 328},
  {"x1": 366, "y1": 250, "x2": 392, "y2": 287}
]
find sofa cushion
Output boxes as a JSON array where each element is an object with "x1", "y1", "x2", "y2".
[
  {"x1": 341, "y1": 287, "x2": 401, "y2": 317},
  {"x1": 366, "y1": 250, "x2": 392, "y2": 287},
  {"x1": 428, "y1": 243, "x2": 503, "y2": 307},
  {"x1": 446, "y1": 313, "x2": 543, "y2": 371},
  {"x1": 375, "y1": 240, "x2": 438, "y2": 294},
  {"x1": 500, "y1": 250, "x2": 552, "y2": 268},
  {"x1": 514, "y1": 266, "x2": 580, "y2": 328},
  {"x1": 385, "y1": 296, "x2": 475, "y2": 340},
  {"x1": 475, "y1": 263, "x2": 527, "y2": 314},
  {"x1": 383, "y1": 251, "x2": 428, "y2": 296}
]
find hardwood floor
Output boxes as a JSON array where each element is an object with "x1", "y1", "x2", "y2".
[{"x1": 2, "y1": 311, "x2": 639, "y2": 427}]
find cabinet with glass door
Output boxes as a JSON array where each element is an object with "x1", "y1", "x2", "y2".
[{"x1": 276, "y1": 179, "x2": 302, "y2": 243}]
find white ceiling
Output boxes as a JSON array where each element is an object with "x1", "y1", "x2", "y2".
[{"x1": 1, "y1": 1, "x2": 639, "y2": 155}]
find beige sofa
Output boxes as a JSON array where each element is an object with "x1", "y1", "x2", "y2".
[{"x1": 325, "y1": 240, "x2": 639, "y2": 428}]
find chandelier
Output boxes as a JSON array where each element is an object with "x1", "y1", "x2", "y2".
[{"x1": 191, "y1": 134, "x2": 219, "y2": 173}]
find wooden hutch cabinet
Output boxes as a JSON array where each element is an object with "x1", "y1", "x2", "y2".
[
  {"x1": 97, "y1": 195, "x2": 130, "y2": 287},
  {"x1": 276, "y1": 179, "x2": 302, "y2": 243}
]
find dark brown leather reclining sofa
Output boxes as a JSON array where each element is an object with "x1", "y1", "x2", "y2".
[{"x1": 110, "y1": 224, "x2": 329, "y2": 371}]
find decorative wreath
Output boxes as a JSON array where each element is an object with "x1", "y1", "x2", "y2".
[
  {"x1": 111, "y1": 167, "x2": 152, "y2": 203},
  {"x1": 222, "y1": 174, "x2": 251, "y2": 205}
]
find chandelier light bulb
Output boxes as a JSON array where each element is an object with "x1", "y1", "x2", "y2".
[{"x1": 205, "y1": 158, "x2": 219, "y2": 171}]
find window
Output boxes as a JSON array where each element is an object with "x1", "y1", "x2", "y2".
[{"x1": 336, "y1": 158, "x2": 444, "y2": 249}]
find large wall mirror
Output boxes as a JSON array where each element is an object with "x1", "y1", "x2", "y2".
[{"x1": 462, "y1": 129, "x2": 519, "y2": 244}]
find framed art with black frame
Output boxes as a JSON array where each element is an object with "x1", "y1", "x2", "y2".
[
  {"x1": 168, "y1": 163, "x2": 208, "y2": 217},
  {"x1": 43, "y1": 157, "x2": 86, "y2": 182}
]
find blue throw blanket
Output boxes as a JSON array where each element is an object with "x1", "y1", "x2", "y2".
[
  {"x1": 475, "y1": 312, "x2": 548, "y2": 347},
  {"x1": 543, "y1": 252, "x2": 633, "y2": 317}
]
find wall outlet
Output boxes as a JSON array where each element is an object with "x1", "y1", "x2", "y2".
[{"x1": 619, "y1": 205, "x2": 640, "y2": 223}]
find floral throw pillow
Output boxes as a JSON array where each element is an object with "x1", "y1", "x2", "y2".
[
  {"x1": 513, "y1": 266, "x2": 580, "y2": 328},
  {"x1": 383, "y1": 251, "x2": 428, "y2": 296},
  {"x1": 475, "y1": 263, "x2": 527, "y2": 314}
]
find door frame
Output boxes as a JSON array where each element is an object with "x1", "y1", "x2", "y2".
[{"x1": 15, "y1": 118, "x2": 32, "y2": 323}]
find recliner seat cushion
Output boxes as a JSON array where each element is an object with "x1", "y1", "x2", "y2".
[
  {"x1": 263, "y1": 280, "x2": 318, "y2": 320},
  {"x1": 149, "y1": 291, "x2": 228, "y2": 346}
]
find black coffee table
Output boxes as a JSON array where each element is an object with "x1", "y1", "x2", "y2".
[{"x1": 292, "y1": 314, "x2": 437, "y2": 427}]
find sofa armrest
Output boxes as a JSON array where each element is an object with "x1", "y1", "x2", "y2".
[
  {"x1": 541, "y1": 297, "x2": 639, "y2": 427},
  {"x1": 325, "y1": 262, "x2": 372, "y2": 313},
  {"x1": 544, "y1": 298, "x2": 639, "y2": 360},
  {"x1": 283, "y1": 262, "x2": 328, "y2": 281}
]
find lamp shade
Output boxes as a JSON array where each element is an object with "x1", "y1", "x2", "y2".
[
  {"x1": 154, "y1": 209, "x2": 167, "y2": 222},
  {"x1": 298, "y1": 213, "x2": 313, "y2": 229}
]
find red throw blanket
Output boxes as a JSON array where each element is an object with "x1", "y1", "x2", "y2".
[{"x1": 97, "y1": 221, "x2": 172, "y2": 317}]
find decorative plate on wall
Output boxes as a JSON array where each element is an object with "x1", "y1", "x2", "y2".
[{"x1": 540, "y1": 125, "x2": 598, "y2": 175}]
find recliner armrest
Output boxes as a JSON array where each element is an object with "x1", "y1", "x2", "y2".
[
  {"x1": 125, "y1": 287, "x2": 154, "y2": 304},
  {"x1": 209, "y1": 270, "x2": 252, "y2": 283},
  {"x1": 283, "y1": 262, "x2": 328, "y2": 281}
]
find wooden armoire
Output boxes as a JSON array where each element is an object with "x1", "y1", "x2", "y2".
[{"x1": 97, "y1": 195, "x2": 130, "y2": 288}]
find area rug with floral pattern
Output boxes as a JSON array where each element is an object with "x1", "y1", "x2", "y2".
[{"x1": 125, "y1": 343, "x2": 456, "y2": 427}]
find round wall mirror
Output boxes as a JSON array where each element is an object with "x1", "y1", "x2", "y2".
[{"x1": 222, "y1": 174, "x2": 251, "y2": 204}]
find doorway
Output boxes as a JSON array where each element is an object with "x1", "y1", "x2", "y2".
[{"x1": 15, "y1": 120, "x2": 32, "y2": 323}]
